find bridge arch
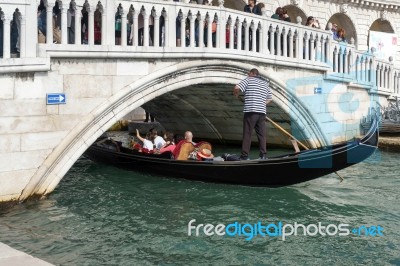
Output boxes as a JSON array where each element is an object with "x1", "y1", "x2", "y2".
[{"x1": 20, "y1": 59, "x2": 328, "y2": 201}]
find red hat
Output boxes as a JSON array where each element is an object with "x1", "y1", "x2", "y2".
[{"x1": 197, "y1": 148, "x2": 214, "y2": 160}]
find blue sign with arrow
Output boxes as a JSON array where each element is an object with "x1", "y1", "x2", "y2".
[
  {"x1": 314, "y1": 87, "x2": 322, "y2": 94},
  {"x1": 46, "y1": 93, "x2": 66, "y2": 105}
]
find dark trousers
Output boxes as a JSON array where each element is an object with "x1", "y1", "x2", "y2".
[
  {"x1": 241, "y1": 112, "x2": 266, "y2": 158},
  {"x1": 145, "y1": 112, "x2": 154, "y2": 122}
]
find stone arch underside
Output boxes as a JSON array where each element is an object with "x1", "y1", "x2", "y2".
[
  {"x1": 20, "y1": 60, "x2": 327, "y2": 201},
  {"x1": 370, "y1": 19, "x2": 395, "y2": 34}
]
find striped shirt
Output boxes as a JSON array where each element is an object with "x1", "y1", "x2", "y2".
[{"x1": 237, "y1": 76, "x2": 272, "y2": 114}]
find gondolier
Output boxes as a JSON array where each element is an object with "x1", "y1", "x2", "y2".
[{"x1": 233, "y1": 68, "x2": 272, "y2": 160}]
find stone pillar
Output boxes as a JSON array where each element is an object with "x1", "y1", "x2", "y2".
[
  {"x1": 282, "y1": 28, "x2": 287, "y2": 57},
  {"x1": 354, "y1": 56, "x2": 359, "y2": 81},
  {"x1": 189, "y1": 14, "x2": 195, "y2": 47},
  {"x1": 46, "y1": 3, "x2": 54, "y2": 44},
  {"x1": 348, "y1": 47, "x2": 354, "y2": 78},
  {"x1": 132, "y1": 12, "x2": 139, "y2": 46},
  {"x1": 343, "y1": 48, "x2": 348, "y2": 74},
  {"x1": 229, "y1": 19, "x2": 234, "y2": 49},
  {"x1": 360, "y1": 57, "x2": 365, "y2": 82},
  {"x1": 275, "y1": 26, "x2": 281, "y2": 56},
  {"x1": 61, "y1": 4, "x2": 68, "y2": 44},
  {"x1": 121, "y1": 10, "x2": 127, "y2": 46},
  {"x1": 207, "y1": 16, "x2": 212, "y2": 48},
  {"x1": 198, "y1": 15, "x2": 204, "y2": 48},
  {"x1": 296, "y1": 28, "x2": 302, "y2": 59},
  {"x1": 106, "y1": 0, "x2": 116, "y2": 45},
  {"x1": 377, "y1": 64, "x2": 382, "y2": 88},
  {"x1": 216, "y1": 17, "x2": 222, "y2": 49},
  {"x1": 309, "y1": 34, "x2": 315, "y2": 62},
  {"x1": 180, "y1": 14, "x2": 186, "y2": 47},
  {"x1": 143, "y1": 11, "x2": 149, "y2": 47},
  {"x1": 314, "y1": 35, "x2": 320, "y2": 62},
  {"x1": 74, "y1": 7, "x2": 81, "y2": 45},
  {"x1": 163, "y1": 13, "x2": 168, "y2": 47},
  {"x1": 269, "y1": 25, "x2": 274, "y2": 55},
  {"x1": 304, "y1": 33, "x2": 309, "y2": 61},
  {"x1": 338, "y1": 47, "x2": 343, "y2": 73},
  {"x1": 389, "y1": 57, "x2": 394, "y2": 92},
  {"x1": 101, "y1": 7, "x2": 106, "y2": 45},
  {"x1": 236, "y1": 21, "x2": 242, "y2": 51},
  {"x1": 333, "y1": 46, "x2": 338, "y2": 72},
  {"x1": 19, "y1": 15, "x2": 26, "y2": 57},
  {"x1": 88, "y1": 6, "x2": 95, "y2": 45},
  {"x1": 2, "y1": 16, "x2": 11, "y2": 58},
  {"x1": 26, "y1": 0, "x2": 38, "y2": 57},
  {"x1": 166, "y1": 5, "x2": 177, "y2": 48},
  {"x1": 261, "y1": 21, "x2": 269, "y2": 54},
  {"x1": 258, "y1": 26, "x2": 263, "y2": 53},
  {"x1": 153, "y1": 13, "x2": 159, "y2": 47},
  {"x1": 326, "y1": 35, "x2": 331, "y2": 64},
  {"x1": 320, "y1": 36, "x2": 325, "y2": 62},
  {"x1": 288, "y1": 30, "x2": 293, "y2": 58},
  {"x1": 244, "y1": 20, "x2": 249, "y2": 51},
  {"x1": 251, "y1": 23, "x2": 256, "y2": 52},
  {"x1": 319, "y1": 36, "x2": 324, "y2": 62}
]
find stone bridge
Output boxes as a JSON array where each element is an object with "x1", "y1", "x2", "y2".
[{"x1": 0, "y1": 0, "x2": 399, "y2": 203}]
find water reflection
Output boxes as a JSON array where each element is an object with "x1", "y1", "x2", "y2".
[{"x1": 0, "y1": 150, "x2": 399, "y2": 265}]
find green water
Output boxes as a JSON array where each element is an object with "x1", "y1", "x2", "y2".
[{"x1": 0, "y1": 149, "x2": 399, "y2": 265}]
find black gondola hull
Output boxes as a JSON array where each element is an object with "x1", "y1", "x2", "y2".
[{"x1": 83, "y1": 120, "x2": 379, "y2": 187}]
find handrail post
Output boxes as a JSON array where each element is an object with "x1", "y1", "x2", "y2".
[
  {"x1": 46, "y1": 2, "x2": 54, "y2": 45},
  {"x1": 61, "y1": 3, "x2": 68, "y2": 44}
]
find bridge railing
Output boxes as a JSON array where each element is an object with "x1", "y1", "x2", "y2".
[{"x1": 0, "y1": 0, "x2": 397, "y2": 95}]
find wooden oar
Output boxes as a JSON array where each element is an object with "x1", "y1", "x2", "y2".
[
  {"x1": 266, "y1": 115, "x2": 344, "y2": 182},
  {"x1": 265, "y1": 116, "x2": 309, "y2": 151}
]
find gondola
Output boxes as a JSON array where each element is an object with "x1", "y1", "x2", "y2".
[{"x1": 83, "y1": 119, "x2": 379, "y2": 187}]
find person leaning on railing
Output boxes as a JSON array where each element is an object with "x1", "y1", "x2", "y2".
[
  {"x1": 37, "y1": 0, "x2": 47, "y2": 43},
  {"x1": 305, "y1": 16, "x2": 320, "y2": 29},
  {"x1": 271, "y1": 7, "x2": 283, "y2": 20},
  {"x1": 244, "y1": 0, "x2": 262, "y2": 15},
  {"x1": 334, "y1": 28, "x2": 347, "y2": 43},
  {"x1": 280, "y1": 8, "x2": 291, "y2": 22},
  {"x1": 244, "y1": 0, "x2": 262, "y2": 52}
]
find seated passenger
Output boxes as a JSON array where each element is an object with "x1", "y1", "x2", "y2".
[
  {"x1": 156, "y1": 131, "x2": 176, "y2": 154},
  {"x1": 136, "y1": 129, "x2": 154, "y2": 152},
  {"x1": 173, "y1": 135, "x2": 213, "y2": 161},
  {"x1": 150, "y1": 128, "x2": 166, "y2": 149},
  {"x1": 184, "y1": 131, "x2": 196, "y2": 145}
]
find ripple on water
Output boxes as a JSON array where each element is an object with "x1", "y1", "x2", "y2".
[{"x1": 0, "y1": 150, "x2": 399, "y2": 264}]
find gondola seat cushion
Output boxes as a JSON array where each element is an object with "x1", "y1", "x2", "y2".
[{"x1": 173, "y1": 140, "x2": 213, "y2": 160}]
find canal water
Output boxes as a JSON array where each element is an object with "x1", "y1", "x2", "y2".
[{"x1": 0, "y1": 147, "x2": 399, "y2": 265}]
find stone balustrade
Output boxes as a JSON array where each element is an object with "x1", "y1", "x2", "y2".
[{"x1": 0, "y1": 0, "x2": 398, "y2": 95}]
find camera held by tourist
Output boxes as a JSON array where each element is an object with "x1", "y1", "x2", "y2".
[{"x1": 306, "y1": 16, "x2": 320, "y2": 29}]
